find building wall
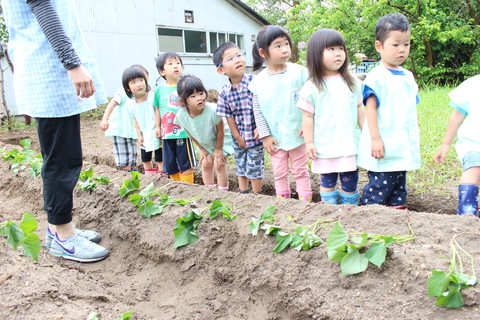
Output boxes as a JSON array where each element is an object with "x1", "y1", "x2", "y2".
[{"x1": 2, "y1": 0, "x2": 266, "y2": 114}]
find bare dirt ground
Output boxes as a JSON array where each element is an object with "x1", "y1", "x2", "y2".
[{"x1": 1, "y1": 120, "x2": 479, "y2": 320}]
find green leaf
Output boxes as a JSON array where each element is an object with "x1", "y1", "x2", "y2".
[
  {"x1": 19, "y1": 139, "x2": 32, "y2": 149},
  {"x1": 119, "y1": 311, "x2": 134, "y2": 320},
  {"x1": 20, "y1": 232, "x2": 40, "y2": 261},
  {"x1": 436, "y1": 283, "x2": 464, "y2": 308},
  {"x1": 1, "y1": 221, "x2": 24, "y2": 249},
  {"x1": 173, "y1": 210, "x2": 203, "y2": 248},
  {"x1": 128, "y1": 193, "x2": 143, "y2": 206},
  {"x1": 119, "y1": 171, "x2": 140, "y2": 197},
  {"x1": 260, "y1": 205, "x2": 276, "y2": 222},
  {"x1": 365, "y1": 242, "x2": 387, "y2": 267},
  {"x1": 139, "y1": 182, "x2": 156, "y2": 197},
  {"x1": 138, "y1": 201, "x2": 164, "y2": 218},
  {"x1": 340, "y1": 248, "x2": 369, "y2": 275},
  {"x1": 249, "y1": 217, "x2": 262, "y2": 236},
  {"x1": 19, "y1": 213, "x2": 37, "y2": 234},
  {"x1": 87, "y1": 312, "x2": 99, "y2": 320},
  {"x1": 209, "y1": 200, "x2": 234, "y2": 220},
  {"x1": 350, "y1": 233, "x2": 368, "y2": 249},
  {"x1": 427, "y1": 270, "x2": 451, "y2": 297},
  {"x1": 451, "y1": 273, "x2": 477, "y2": 286},
  {"x1": 79, "y1": 166, "x2": 93, "y2": 180},
  {"x1": 273, "y1": 232, "x2": 293, "y2": 253},
  {"x1": 326, "y1": 222, "x2": 348, "y2": 261},
  {"x1": 94, "y1": 176, "x2": 110, "y2": 184},
  {"x1": 260, "y1": 224, "x2": 281, "y2": 236}
]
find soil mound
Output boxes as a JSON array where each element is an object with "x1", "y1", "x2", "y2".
[{"x1": 1, "y1": 121, "x2": 479, "y2": 320}]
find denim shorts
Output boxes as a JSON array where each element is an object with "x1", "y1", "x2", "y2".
[{"x1": 462, "y1": 151, "x2": 480, "y2": 171}]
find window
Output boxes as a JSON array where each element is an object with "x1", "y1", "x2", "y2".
[
  {"x1": 185, "y1": 30, "x2": 207, "y2": 53},
  {"x1": 184, "y1": 10, "x2": 194, "y2": 23},
  {"x1": 157, "y1": 27, "x2": 243, "y2": 55}
]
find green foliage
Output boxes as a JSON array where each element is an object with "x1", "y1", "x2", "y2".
[
  {"x1": 80, "y1": 102, "x2": 108, "y2": 121},
  {"x1": 326, "y1": 222, "x2": 414, "y2": 276},
  {"x1": 173, "y1": 199, "x2": 236, "y2": 248},
  {"x1": 1, "y1": 213, "x2": 41, "y2": 261},
  {"x1": 427, "y1": 235, "x2": 478, "y2": 308},
  {"x1": 87, "y1": 311, "x2": 133, "y2": 320},
  {"x1": 119, "y1": 171, "x2": 141, "y2": 197},
  {"x1": 77, "y1": 166, "x2": 110, "y2": 191},
  {"x1": 1, "y1": 139, "x2": 43, "y2": 178}
]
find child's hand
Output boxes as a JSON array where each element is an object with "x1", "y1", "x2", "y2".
[
  {"x1": 305, "y1": 143, "x2": 317, "y2": 160},
  {"x1": 371, "y1": 137, "x2": 384, "y2": 159},
  {"x1": 199, "y1": 149, "x2": 210, "y2": 164},
  {"x1": 236, "y1": 136, "x2": 247, "y2": 150},
  {"x1": 433, "y1": 145, "x2": 450, "y2": 163},
  {"x1": 213, "y1": 149, "x2": 226, "y2": 165},
  {"x1": 262, "y1": 136, "x2": 279, "y2": 154},
  {"x1": 137, "y1": 137, "x2": 144, "y2": 147},
  {"x1": 155, "y1": 127, "x2": 161, "y2": 138},
  {"x1": 254, "y1": 128, "x2": 259, "y2": 140},
  {"x1": 99, "y1": 120, "x2": 109, "y2": 131}
]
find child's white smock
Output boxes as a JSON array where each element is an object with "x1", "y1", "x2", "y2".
[
  {"x1": 132, "y1": 92, "x2": 159, "y2": 152},
  {"x1": 450, "y1": 75, "x2": 480, "y2": 161},
  {"x1": 357, "y1": 66, "x2": 420, "y2": 172},
  {"x1": 175, "y1": 103, "x2": 234, "y2": 156},
  {"x1": 298, "y1": 75, "x2": 362, "y2": 158},
  {"x1": 249, "y1": 63, "x2": 308, "y2": 151},
  {"x1": 105, "y1": 89, "x2": 138, "y2": 139}
]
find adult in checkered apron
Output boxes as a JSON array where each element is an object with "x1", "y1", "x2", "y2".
[{"x1": 3, "y1": 0, "x2": 109, "y2": 262}]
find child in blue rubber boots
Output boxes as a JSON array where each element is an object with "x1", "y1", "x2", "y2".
[{"x1": 434, "y1": 74, "x2": 480, "y2": 217}]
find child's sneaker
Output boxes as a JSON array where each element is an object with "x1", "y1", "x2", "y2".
[
  {"x1": 45, "y1": 226, "x2": 101, "y2": 248},
  {"x1": 144, "y1": 169, "x2": 157, "y2": 175},
  {"x1": 50, "y1": 233, "x2": 109, "y2": 263}
]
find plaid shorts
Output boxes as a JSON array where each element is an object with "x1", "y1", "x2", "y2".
[
  {"x1": 112, "y1": 136, "x2": 138, "y2": 167},
  {"x1": 233, "y1": 139, "x2": 264, "y2": 180}
]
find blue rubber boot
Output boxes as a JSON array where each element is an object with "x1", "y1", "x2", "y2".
[
  {"x1": 320, "y1": 190, "x2": 339, "y2": 204},
  {"x1": 339, "y1": 191, "x2": 359, "y2": 205},
  {"x1": 457, "y1": 184, "x2": 479, "y2": 217}
]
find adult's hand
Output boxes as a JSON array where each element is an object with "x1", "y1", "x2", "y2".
[{"x1": 67, "y1": 66, "x2": 95, "y2": 98}]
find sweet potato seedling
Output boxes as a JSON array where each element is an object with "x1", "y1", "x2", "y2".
[
  {"x1": 77, "y1": 166, "x2": 110, "y2": 191},
  {"x1": 427, "y1": 233, "x2": 478, "y2": 308},
  {"x1": 1, "y1": 139, "x2": 43, "y2": 178},
  {"x1": 1, "y1": 212, "x2": 41, "y2": 261}
]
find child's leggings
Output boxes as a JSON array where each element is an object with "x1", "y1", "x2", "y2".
[{"x1": 269, "y1": 144, "x2": 312, "y2": 198}]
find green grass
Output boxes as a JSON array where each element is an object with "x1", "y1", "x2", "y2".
[{"x1": 409, "y1": 86, "x2": 462, "y2": 193}]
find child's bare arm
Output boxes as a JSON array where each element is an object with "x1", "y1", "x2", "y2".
[
  {"x1": 154, "y1": 106, "x2": 161, "y2": 138},
  {"x1": 213, "y1": 121, "x2": 227, "y2": 164},
  {"x1": 302, "y1": 110, "x2": 316, "y2": 160},
  {"x1": 99, "y1": 99, "x2": 119, "y2": 131},
  {"x1": 365, "y1": 95, "x2": 383, "y2": 159},
  {"x1": 357, "y1": 102, "x2": 366, "y2": 130},
  {"x1": 133, "y1": 118, "x2": 143, "y2": 146},
  {"x1": 433, "y1": 109, "x2": 466, "y2": 163}
]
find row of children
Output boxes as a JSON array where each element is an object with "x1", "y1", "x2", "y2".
[{"x1": 100, "y1": 12, "x2": 480, "y2": 217}]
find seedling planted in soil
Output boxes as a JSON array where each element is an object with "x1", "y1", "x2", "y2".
[
  {"x1": 427, "y1": 233, "x2": 478, "y2": 308},
  {"x1": 1, "y1": 212, "x2": 41, "y2": 261},
  {"x1": 173, "y1": 199, "x2": 236, "y2": 248},
  {"x1": 1, "y1": 139, "x2": 43, "y2": 178},
  {"x1": 77, "y1": 166, "x2": 111, "y2": 191}
]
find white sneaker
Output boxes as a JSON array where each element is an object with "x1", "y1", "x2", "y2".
[{"x1": 50, "y1": 233, "x2": 109, "y2": 263}]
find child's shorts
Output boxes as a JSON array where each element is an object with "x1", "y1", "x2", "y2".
[
  {"x1": 462, "y1": 151, "x2": 480, "y2": 171},
  {"x1": 162, "y1": 138, "x2": 198, "y2": 175},
  {"x1": 233, "y1": 139, "x2": 264, "y2": 180},
  {"x1": 112, "y1": 136, "x2": 138, "y2": 167},
  {"x1": 140, "y1": 147, "x2": 162, "y2": 163}
]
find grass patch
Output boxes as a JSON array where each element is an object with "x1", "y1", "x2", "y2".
[{"x1": 409, "y1": 86, "x2": 461, "y2": 192}]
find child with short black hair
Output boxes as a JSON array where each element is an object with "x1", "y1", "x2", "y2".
[
  {"x1": 153, "y1": 52, "x2": 197, "y2": 182},
  {"x1": 122, "y1": 65, "x2": 161, "y2": 174},
  {"x1": 214, "y1": 41, "x2": 264, "y2": 194},
  {"x1": 174, "y1": 75, "x2": 233, "y2": 190},
  {"x1": 434, "y1": 75, "x2": 480, "y2": 217},
  {"x1": 357, "y1": 13, "x2": 420, "y2": 208}
]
